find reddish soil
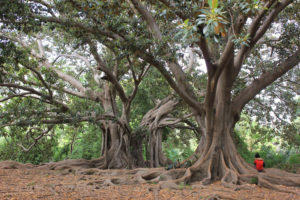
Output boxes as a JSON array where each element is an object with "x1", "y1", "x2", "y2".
[{"x1": 0, "y1": 161, "x2": 299, "y2": 200}]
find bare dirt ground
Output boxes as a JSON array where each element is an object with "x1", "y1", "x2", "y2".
[{"x1": 0, "y1": 161, "x2": 299, "y2": 200}]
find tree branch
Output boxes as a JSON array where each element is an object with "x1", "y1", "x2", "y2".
[
  {"x1": 51, "y1": 53, "x2": 92, "y2": 69},
  {"x1": 129, "y1": 0, "x2": 162, "y2": 40},
  {"x1": 219, "y1": 14, "x2": 247, "y2": 69},
  {"x1": 128, "y1": 0, "x2": 201, "y2": 111},
  {"x1": 0, "y1": 92, "x2": 32, "y2": 102},
  {"x1": 87, "y1": 40, "x2": 128, "y2": 103},
  {"x1": 128, "y1": 59, "x2": 150, "y2": 103},
  {"x1": 35, "y1": 40, "x2": 105, "y2": 102},
  {"x1": 14, "y1": 114, "x2": 120, "y2": 126},
  {"x1": 232, "y1": 48, "x2": 300, "y2": 113},
  {"x1": 252, "y1": 0, "x2": 292, "y2": 45},
  {"x1": 234, "y1": 0, "x2": 292, "y2": 71},
  {"x1": 196, "y1": 38, "x2": 216, "y2": 76},
  {"x1": 23, "y1": 64, "x2": 53, "y2": 99},
  {"x1": 0, "y1": 83, "x2": 69, "y2": 109},
  {"x1": 17, "y1": 125, "x2": 54, "y2": 152},
  {"x1": 137, "y1": 51, "x2": 203, "y2": 111},
  {"x1": 1, "y1": 34, "x2": 99, "y2": 102},
  {"x1": 34, "y1": 15, "x2": 122, "y2": 40},
  {"x1": 157, "y1": 0, "x2": 187, "y2": 20}
]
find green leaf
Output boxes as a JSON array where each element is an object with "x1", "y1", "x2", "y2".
[
  {"x1": 208, "y1": 0, "x2": 212, "y2": 8},
  {"x1": 184, "y1": 19, "x2": 189, "y2": 26},
  {"x1": 212, "y1": 0, "x2": 218, "y2": 9},
  {"x1": 208, "y1": 0, "x2": 218, "y2": 9}
]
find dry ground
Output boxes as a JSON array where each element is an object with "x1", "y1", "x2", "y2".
[{"x1": 0, "y1": 161, "x2": 299, "y2": 200}]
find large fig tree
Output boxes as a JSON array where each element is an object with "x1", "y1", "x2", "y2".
[{"x1": 1, "y1": 0, "x2": 299, "y2": 189}]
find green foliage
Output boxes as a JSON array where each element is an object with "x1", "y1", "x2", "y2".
[
  {"x1": 233, "y1": 130, "x2": 253, "y2": 163},
  {"x1": 0, "y1": 123, "x2": 101, "y2": 164},
  {"x1": 274, "y1": 152, "x2": 300, "y2": 173},
  {"x1": 288, "y1": 154, "x2": 300, "y2": 165},
  {"x1": 250, "y1": 177, "x2": 258, "y2": 185},
  {"x1": 0, "y1": 131, "x2": 58, "y2": 165},
  {"x1": 257, "y1": 146, "x2": 288, "y2": 168},
  {"x1": 53, "y1": 124, "x2": 101, "y2": 161},
  {"x1": 69, "y1": 129, "x2": 101, "y2": 160},
  {"x1": 196, "y1": 7, "x2": 228, "y2": 38},
  {"x1": 163, "y1": 128, "x2": 197, "y2": 162},
  {"x1": 130, "y1": 68, "x2": 171, "y2": 129},
  {"x1": 235, "y1": 113, "x2": 300, "y2": 172},
  {"x1": 0, "y1": 0, "x2": 299, "y2": 172}
]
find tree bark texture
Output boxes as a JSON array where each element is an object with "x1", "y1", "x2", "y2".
[
  {"x1": 147, "y1": 61, "x2": 300, "y2": 190},
  {"x1": 91, "y1": 83, "x2": 145, "y2": 169}
]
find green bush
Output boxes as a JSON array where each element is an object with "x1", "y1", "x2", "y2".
[
  {"x1": 233, "y1": 131, "x2": 253, "y2": 163},
  {"x1": 53, "y1": 126, "x2": 102, "y2": 161},
  {"x1": 0, "y1": 136, "x2": 57, "y2": 165},
  {"x1": 288, "y1": 154, "x2": 300, "y2": 164},
  {"x1": 257, "y1": 146, "x2": 289, "y2": 168}
]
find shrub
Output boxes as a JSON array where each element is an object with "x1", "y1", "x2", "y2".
[{"x1": 288, "y1": 154, "x2": 300, "y2": 164}]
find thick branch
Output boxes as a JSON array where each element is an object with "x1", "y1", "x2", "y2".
[
  {"x1": 34, "y1": 15, "x2": 122, "y2": 40},
  {"x1": 129, "y1": 0, "x2": 201, "y2": 111},
  {"x1": 17, "y1": 125, "x2": 54, "y2": 152},
  {"x1": 196, "y1": 39, "x2": 215, "y2": 76},
  {"x1": 157, "y1": 0, "x2": 187, "y2": 20},
  {"x1": 252, "y1": 0, "x2": 292, "y2": 45},
  {"x1": 138, "y1": 52, "x2": 203, "y2": 111},
  {"x1": 87, "y1": 41, "x2": 128, "y2": 103},
  {"x1": 219, "y1": 14, "x2": 247, "y2": 69},
  {"x1": 23, "y1": 64, "x2": 53, "y2": 99},
  {"x1": 0, "y1": 92, "x2": 32, "y2": 102},
  {"x1": 232, "y1": 49, "x2": 300, "y2": 113},
  {"x1": 248, "y1": 1, "x2": 276, "y2": 41},
  {"x1": 0, "y1": 83, "x2": 69, "y2": 109},
  {"x1": 234, "y1": 0, "x2": 292, "y2": 71},
  {"x1": 15, "y1": 114, "x2": 119, "y2": 126},
  {"x1": 129, "y1": 0, "x2": 162, "y2": 40}
]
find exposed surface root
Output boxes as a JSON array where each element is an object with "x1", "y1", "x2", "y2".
[
  {"x1": 0, "y1": 160, "x2": 35, "y2": 169},
  {"x1": 142, "y1": 171, "x2": 163, "y2": 180},
  {"x1": 1, "y1": 160, "x2": 299, "y2": 200},
  {"x1": 135, "y1": 155, "x2": 300, "y2": 194},
  {"x1": 102, "y1": 179, "x2": 116, "y2": 186},
  {"x1": 38, "y1": 159, "x2": 94, "y2": 170},
  {"x1": 1, "y1": 159, "x2": 299, "y2": 195}
]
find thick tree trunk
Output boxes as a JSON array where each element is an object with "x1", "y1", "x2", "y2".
[
  {"x1": 178, "y1": 62, "x2": 257, "y2": 185},
  {"x1": 188, "y1": 115, "x2": 252, "y2": 184},
  {"x1": 144, "y1": 64, "x2": 300, "y2": 191},
  {"x1": 91, "y1": 83, "x2": 145, "y2": 169},
  {"x1": 147, "y1": 129, "x2": 172, "y2": 167},
  {"x1": 141, "y1": 97, "x2": 178, "y2": 167}
]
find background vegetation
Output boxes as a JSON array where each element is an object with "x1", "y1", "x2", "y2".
[{"x1": 1, "y1": 112, "x2": 299, "y2": 172}]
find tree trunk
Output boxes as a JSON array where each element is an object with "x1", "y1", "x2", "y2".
[
  {"x1": 91, "y1": 83, "x2": 145, "y2": 169},
  {"x1": 141, "y1": 97, "x2": 178, "y2": 167},
  {"x1": 147, "y1": 129, "x2": 172, "y2": 167},
  {"x1": 181, "y1": 63, "x2": 256, "y2": 185},
  {"x1": 150, "y1": 65, "x2": 300, "y2": 190}
]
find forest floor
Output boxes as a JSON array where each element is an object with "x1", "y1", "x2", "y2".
[{"x1": 0, "y1": 161, "x2": 299, "y2": 200}]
